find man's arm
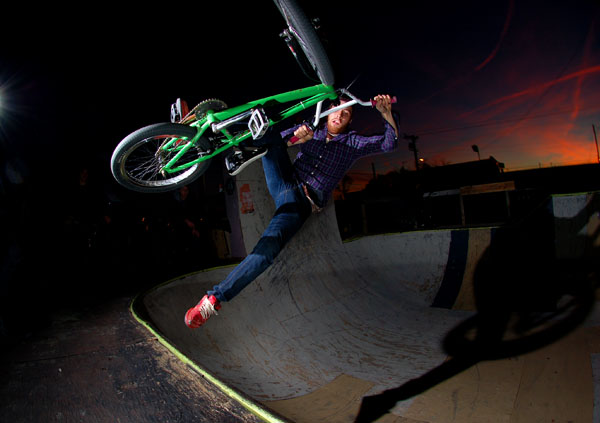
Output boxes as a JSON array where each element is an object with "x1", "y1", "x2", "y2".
[
  {"x1": 346, "y1": 94, "x2": 399, "y2": 156},
  {"x1": 280, "y1": 123, "x2": 314, "y2": 146},
  {"x1": 373, "y1": 94, "x2": 399, "y2": 138}
]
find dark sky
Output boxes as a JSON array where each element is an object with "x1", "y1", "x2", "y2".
[{"x1": 1, "y1": 0, "x2": 599, "y2": 193}]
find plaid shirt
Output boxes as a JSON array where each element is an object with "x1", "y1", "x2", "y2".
[{"x1": 280, "y1": 117, "x2": 399, "y2": 206}]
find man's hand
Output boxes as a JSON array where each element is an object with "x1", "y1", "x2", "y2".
[
  {"x1": 288, "y1": 124, "x2": 314, "y2": 146},
  {"x1": 373, "y1": 94, "x2": 399, "y2": 138},
  {"x1": 373, "y1": 94, "x2": 393, "y2": 116}
]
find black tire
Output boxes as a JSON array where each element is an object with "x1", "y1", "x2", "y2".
[
  {"x1": 111, "y1": 123, "x2": 212, "y2": 193},
  {"x1": 274, "y1": 0, "x2": 335, "y2": 86}
]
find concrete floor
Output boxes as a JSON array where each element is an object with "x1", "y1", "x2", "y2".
[{"x1": 0, "y1": 297, "x2": 263, "y2": 422}]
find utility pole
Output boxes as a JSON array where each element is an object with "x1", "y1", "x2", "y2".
[
  {"x1": 593, "y1": 124, "x2": 599, "y2": 164},
  {"x1": 404, "y1": 134, "x2": 420, "y2": 172}
]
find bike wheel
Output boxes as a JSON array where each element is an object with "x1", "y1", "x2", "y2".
[
  {"x1": 111, "y1": 123, "x2": 212, "y2": 193},
  {"x1": 274, "y1": 0, "x2": 335, "y2": 86}
]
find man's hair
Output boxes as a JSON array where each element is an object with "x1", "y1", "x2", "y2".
[{"x1": 326, "y1": 94, "x2": 353, "y2": 114}]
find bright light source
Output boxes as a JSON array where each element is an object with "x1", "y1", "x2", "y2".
[{"x1": 0, "y1": 74, "x2": 20, "y2": 128}]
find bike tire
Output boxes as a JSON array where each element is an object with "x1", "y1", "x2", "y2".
[
  {"x1": 111, "y1": 123, "x2": 212, "y2": 193},
  {"x1": 274, "y1": 0, "x2": 335, "y2": 86}
]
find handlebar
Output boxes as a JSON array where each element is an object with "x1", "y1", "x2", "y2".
[{"x1": 289, "y1": 92, "x2": 397, "y2": 144}]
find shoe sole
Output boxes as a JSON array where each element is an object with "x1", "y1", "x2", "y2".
[{"x1": 229, "y1": 149, "x2": 268, "y2": 176}]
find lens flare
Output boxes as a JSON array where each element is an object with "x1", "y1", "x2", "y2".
[{"x1": 0, "y1": 70, "x2": 29, "y2": 147}]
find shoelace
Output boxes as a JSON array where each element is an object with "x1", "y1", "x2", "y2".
[{"x1": 196, "y1": 300, "x2": 218, "y2": 321}]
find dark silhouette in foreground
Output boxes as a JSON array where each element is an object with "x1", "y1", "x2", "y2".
[{"x1": 355, "y1": 194, "x2": 599, "y2": 423}]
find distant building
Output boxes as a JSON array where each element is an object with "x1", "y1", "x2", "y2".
[{"x1": 419, "y1": 157, "x2": 505, "y2": 193}]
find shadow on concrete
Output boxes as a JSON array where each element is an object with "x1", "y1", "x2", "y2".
[{"x1": 355, "y1": 193, "x2": 599, "y2": 423}]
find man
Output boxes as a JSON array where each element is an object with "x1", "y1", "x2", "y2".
[{"x1": 185, "y1": 94, "x2": 399, "y2": 328}]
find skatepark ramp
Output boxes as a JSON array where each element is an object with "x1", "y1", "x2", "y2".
[{"x1": 132, "y1": 163, "x2": 600, "y2": 423}]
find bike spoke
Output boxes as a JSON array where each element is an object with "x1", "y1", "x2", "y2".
[{"x1": 124, "y1": 136, "x2": 200, "y2": 185}]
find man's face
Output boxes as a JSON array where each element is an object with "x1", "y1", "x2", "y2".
[{"x1": 327, "y1": 100, "x2": 352, "y2": 135}]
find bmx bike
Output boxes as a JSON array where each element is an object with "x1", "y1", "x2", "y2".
[{"x1": 110, "y1": 0, "x2": 389, "y2": 193}]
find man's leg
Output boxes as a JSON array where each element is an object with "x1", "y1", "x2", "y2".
[
  {"x1": 185, "y1": 190, "x2": 309, "y2": 328},
  {"x1": 208, "y1": 140, "x2": 311, "y2": 302},
  {"x1": 186, "y1": 133, "x2": 312, "y2": 328},
  {"x1": 208, "y1": 200, "x2": 309, "y2": 301}
]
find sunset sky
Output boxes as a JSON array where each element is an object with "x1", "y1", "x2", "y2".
[
  {"x1": 320, "y1": 0, "x2": 600, "y2": 184},
  {"x1": 1, "y1": 1, "x2": 599, "y2": 194}
]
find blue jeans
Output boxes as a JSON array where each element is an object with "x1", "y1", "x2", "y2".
[{"x1": 207, "y1": 134, "x2": 312, "y2": 302}]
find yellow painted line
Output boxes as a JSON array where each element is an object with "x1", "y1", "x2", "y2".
[{"x1": 129, "y1": 268, "x2": 288, "y2": 423}]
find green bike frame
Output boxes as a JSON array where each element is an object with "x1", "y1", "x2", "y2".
[{"x1": 161, "y1": 84, "x2": 337, "y2": 173}]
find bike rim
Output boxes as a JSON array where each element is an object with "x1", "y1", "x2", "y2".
[{"x1": 121, "y1": 135, "x2": 204, "y2": 188}]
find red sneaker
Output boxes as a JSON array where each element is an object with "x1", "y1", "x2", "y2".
[{"x1": 185, "y1": 295, "x2": 221, "y2": 329}]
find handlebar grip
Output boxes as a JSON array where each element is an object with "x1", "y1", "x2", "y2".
[
  {"x1": 289, "y1": 122, "x2": 315, "y2": 145},
  {"x1": 370, "y1": 96, "x2": 397, "y2": 106}
]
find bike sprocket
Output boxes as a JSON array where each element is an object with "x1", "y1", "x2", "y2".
[{"x1": 181, "y1": 99, "x2": 228, "y2": 123}]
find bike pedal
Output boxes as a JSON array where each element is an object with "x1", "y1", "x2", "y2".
[{"x1": 248, "y1": 108, "x2": 269, "y2": 140}]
